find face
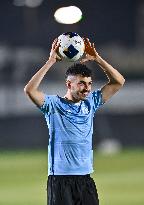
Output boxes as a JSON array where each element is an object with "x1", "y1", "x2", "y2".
[{"x1": 66, "y1": 75, "x2": 92, "y2": 101}]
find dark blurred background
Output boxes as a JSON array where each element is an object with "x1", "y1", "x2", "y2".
[{"x1": 0, "y1": 0, "x2": 144, "y2": 150}]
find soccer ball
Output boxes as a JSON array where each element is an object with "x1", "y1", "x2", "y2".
[{"x1": 57, "y1": 32, "x2": 85, "y2": 61}]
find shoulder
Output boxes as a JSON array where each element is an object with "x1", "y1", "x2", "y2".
[
  {"x1": 38, "y1": 94, "x2": 58, "y2": 114},
  {"x1": 86, "y1": 89, "x2": 104, "y2": 112},
  {"x1": 44, "y1": 94, "x2": 58, "y2": 103},
  {"x1": 86, "y1": 89, "x2": 102, "y2": 101}
]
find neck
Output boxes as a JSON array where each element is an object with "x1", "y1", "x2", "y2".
[{"x1": 64, "y1": 92, "x2": 81, "y2": 103}]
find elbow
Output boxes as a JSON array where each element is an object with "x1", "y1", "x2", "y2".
[
  {"x1": 112, "y1": 77, "x2": 125, "y2": 91},
  {"x1": 24, "y1": 85, "x2": 32, "y2": 95},
  {"x1": 24, "y1": 84, "x2": 37, "y2": 98},
  {"x1": 24, "y1": 85, "x2": 27, "y2": 94},
  {"x1": 115, "y1": 76, "x2": 125, "y2": 87},
  {"x1": 120, "y1": 77, "x2": 125, "y2": 87},
  {"x1": 24, "y1": 85, "x2": 28, "y2": 94},
  {"x1": 115, "y1": 78, "x2": 125, "y2": 91}
]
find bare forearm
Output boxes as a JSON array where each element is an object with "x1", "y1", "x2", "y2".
[
  {"x1": 24, "y1": 59, "x2": 55, "y2": 92},
  {"x1": 95, "y1": 55, "x2": 125, "y2": 85}
]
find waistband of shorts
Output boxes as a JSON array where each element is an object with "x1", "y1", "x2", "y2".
[{"x1": 48, "y1": 174, "x2": 90, "y2": 178}]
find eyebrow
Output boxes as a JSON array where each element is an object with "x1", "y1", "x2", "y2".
[{"x1": 79, "y1": 80, "x2": 92, "y2": 84}]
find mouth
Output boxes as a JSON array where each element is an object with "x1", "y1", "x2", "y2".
[{"x1": 81, "y1": 91, "x2": 89, "y2": 97}]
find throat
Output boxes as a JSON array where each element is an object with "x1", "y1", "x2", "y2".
[{"x1": 64, "y1": 96, "x2": 81, "y2": 103}]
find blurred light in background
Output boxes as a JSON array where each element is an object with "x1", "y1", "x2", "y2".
[
  {"x1": 13, "y1": 0, "x2": 25, "y2": 6},
  {"x1": 54, "y1": 6, "x2": 82, "y2": 24},
  {"x1": 13, "y1": 0, "x2": 44, "y2": 8}
]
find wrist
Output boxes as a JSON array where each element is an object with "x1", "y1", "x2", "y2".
[
  {"x1": 46, "y1": 58, "x2": 56, "y2": 65},
  {"x1": 94, "y1": 55, "x2": 103, "y2": 63}
]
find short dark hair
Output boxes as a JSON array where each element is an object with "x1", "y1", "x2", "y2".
[{"x1": 65, "y1": 63, "x2": 92, "y2": 79}]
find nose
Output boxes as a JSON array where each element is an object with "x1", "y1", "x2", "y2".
[{"x1": 84, "y1": 84, "x2": 91, "y2": 91}]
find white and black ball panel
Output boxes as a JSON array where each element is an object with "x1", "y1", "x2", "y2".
[{"x1": 58, "y1": 32, "x2": 85, "y2": 61}]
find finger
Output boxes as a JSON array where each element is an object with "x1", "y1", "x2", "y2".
[
  {"x1": 85, "y1": 38, "x2": 90, "y2": 43},
  {"x1": 82, "y1": 37, "x2": 85, "y2": 40},
  {"x1": 53, "y1": 42, "x2": 59, "y2": 51},
  {"x1": 53, "y1": 38, "x2": 57, "y2": 43},
  {"x1": 54, "y1": 42, "x2": 60, "y2": 52},
  {"x1": 52, "y1": 38, "x2": 58, "y2": 49},
  {"x1": 52, "y1": 38, "x2": 57, "y2": 46},
  {"x1": 56, "y1": 54, "x2": 62, "y2": 61},
  {"x1": 85, "y1": 38, "x2": 92, "y2": 47},
  {"x1": 84, "y1": 38, "x2": 89, "y2": 44},
  {"x1": 84, "y1": 41, "x2": 90, "y2": 50},
  {"x1": 83, "y1": 37, "x2": 89, "y2": 44},
  {"x1": 94, "y1": 48, "x2": 97, "y2": 53},
  {"x1": 80, "y1": 58, "x2": 88, "y2": 64},
  {"x1": 52, "y1": 42, "x2": 58, "y2": 49},
  {"x1": 80, "y1": 59, "x2": 84, "y2": 63}
]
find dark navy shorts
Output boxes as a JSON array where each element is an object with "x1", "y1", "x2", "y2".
[{"x1": 47, "y1": 174, "x2": 99, "y2": 205}]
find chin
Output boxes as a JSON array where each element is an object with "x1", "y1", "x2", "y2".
[
  {"x1": 80, "y1": 96, "x2": 87, "y2": 100},
  {"x1": 74, "y1": 93, "x2": 88, "y2": 101}
]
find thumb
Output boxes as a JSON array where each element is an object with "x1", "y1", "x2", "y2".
[
  {"x1": 56, "y1": 54, "x2": 62, "y2": 61},
  {"x1": 80, "y1": 58, "x2": 89, "y2": 64}
]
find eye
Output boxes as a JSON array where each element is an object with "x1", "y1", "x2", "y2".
[
  {"x1": 78, "y1": 81, "x2": 85, "y2": 85},
  {"x1": 78, "y1": 82, "x2": 84, "y2": 86}
]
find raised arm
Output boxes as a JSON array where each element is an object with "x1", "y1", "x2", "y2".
[
  {"x1": 81, "y1": 38, "x2": 125, "y2": 103},
  {"x1": 24, "y1": 39, "x2": 61, "y2": 107}
]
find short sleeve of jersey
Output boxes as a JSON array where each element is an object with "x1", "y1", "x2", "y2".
[
  {"x1": 91, "y1": 89, "x2": 104, "y2": 113},
  {"x1": 38, "y1": 95, "x2": 54, "y2": 115}
]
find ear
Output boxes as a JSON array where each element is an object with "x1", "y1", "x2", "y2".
[{"x1": 66, "y1": 80, "x2": 71, "y2": 89}]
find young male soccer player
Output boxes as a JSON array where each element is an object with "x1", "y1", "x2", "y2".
[{"x1": 24, "y1": 38, "x2": 125, "y2": 205}]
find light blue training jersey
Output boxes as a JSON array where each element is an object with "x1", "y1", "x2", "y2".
[{"x1": 39, "y1": 89, "x2": 103, "y2": 175}]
